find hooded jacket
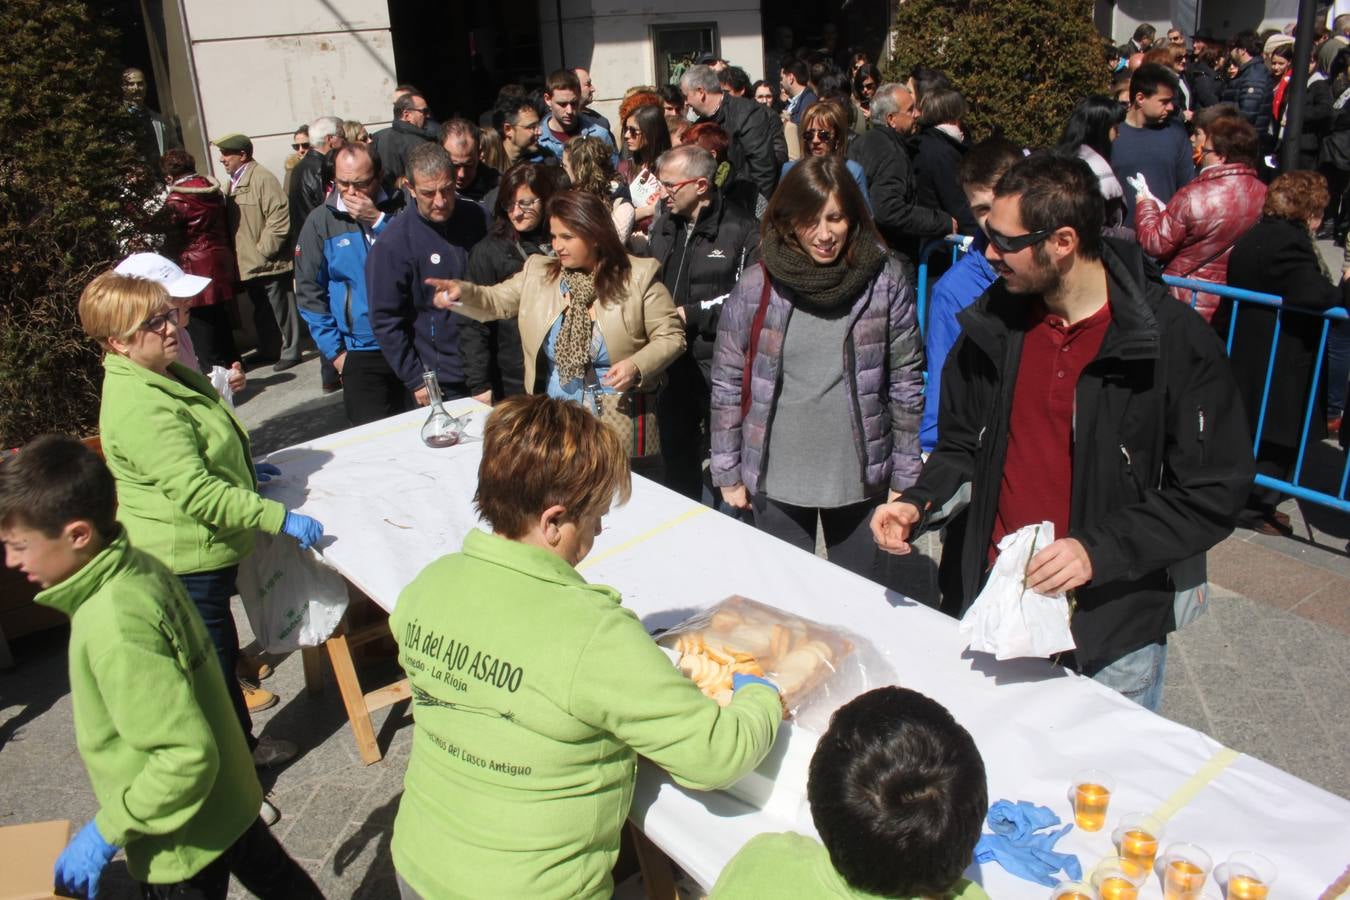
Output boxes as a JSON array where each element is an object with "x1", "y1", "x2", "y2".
[
  {"x1": 36, "y1": 529, "x2": 261, "y2": 882},
  {"x1": 163, "y1": 175, "x2": 237, "y2": 307},
  {"x1": 899, "y1": 240, "x2": 1253, "y2": 673}
]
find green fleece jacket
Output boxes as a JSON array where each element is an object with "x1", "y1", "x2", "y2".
[
  {"x1": 35, "y1": 529, "x2": 262, "y2": 882},
  {"x1": 98, "y1": 354, "x2": 286, "y2": 574},
  {"x1": 389, "y1": 529, "x2": 782, "y2": 900},
  {"x1": 711, "y1": 833, "x2": 990, "y2": 900}
]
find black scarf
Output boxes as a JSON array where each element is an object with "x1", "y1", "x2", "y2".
[{"x1": 761, "y1": 229, "x2": 887, "y2": 314}]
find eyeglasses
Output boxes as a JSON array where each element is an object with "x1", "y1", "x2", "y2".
[
  {"x1": 291, "y1": 142, "x2": 310, "y2": 151},
  {"x1": 139, "y1": 307, "x2": 184, "y2": 334},
  {"x1": 623, "y1": 126, "x2": 642, "y2": 136},
  {"x1": 411, "y1": 106, "x2": 429, "y2": 114},
  {"x1": 985, "y1": 224, "x2": 1056, "y2": 254},
  {"x1": 659, "y1": 177, "x2": 700, "y2": 194},
  {"x1": 803, "y1": 129, "x2": 836, "y2": 144},
  {"x1": 510, "y1": 197, "x2": 539, "y2": 211}
]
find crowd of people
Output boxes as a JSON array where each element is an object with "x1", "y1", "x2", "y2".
[{"x1": 4, "y1": 21, "x2": 1349, "y2": 900}]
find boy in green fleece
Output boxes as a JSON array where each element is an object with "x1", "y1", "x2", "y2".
[
  {"x1": 711, "y1": 686, "x2": 991, "y2": 900},
  {"x1": 0, "y1": 435, "x2": 322, "y2": 900},
  {"x1": 390, "y1": 395, "x2": 783, "y2": 900}
]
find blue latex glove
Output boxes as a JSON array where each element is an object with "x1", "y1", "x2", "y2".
[
  {"x1": 282, "y1": 511, "x2": 324, "y2": 550},
  {"x1": 255, "y1": 462, "x2": 282, "y2": 483},
  {"x1": 54, "y1": 819, "x2": 117, "y2": 899},
  {"x1": 974, "y1": 801, "x2": 1082, "y2": 888},
  {"x1": 732, "y1": 673, "x2": 779, "y2": 694}
]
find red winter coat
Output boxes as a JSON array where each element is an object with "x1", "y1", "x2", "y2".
[
  {"x1": 1135, "y1": 162, "x2": 1266, "y2": 322},
  {"x1": 163, "y1": 175, "x2": 238, "y2": 307}
]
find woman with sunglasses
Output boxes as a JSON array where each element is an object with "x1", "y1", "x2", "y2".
[
  {"x1": 779, "y1": 100, "x2": 871, "y2": 211},
  {"x1": 77, "y1": 269, "x2": 324, "y2": 792},
  {"x1": 618, "y1": 104, "x2": 672, "y2": 234},
  {"x1": 851, "y1": 63, "x2": 882, "y2": 135},
  {"x1": 710, "y1": 156, "x2": 923, "y2": 582},
  {"x1": 461, "y1": 163, "x2": 565, "y2": 403}
]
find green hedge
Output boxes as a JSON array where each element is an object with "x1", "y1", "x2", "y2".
[
  {"x1": 0, "y1": 0, "x2": 161, "y2": 447},
  {"x1": 886, "y1": 0, "x2": 1109, "y2": 148}
]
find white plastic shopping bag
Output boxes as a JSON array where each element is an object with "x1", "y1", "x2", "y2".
[
  {"x1": 208, "y1": 366, "x2": 235, "y2": 407},
  {"x1": 237, "y1": 532, "x2": 348, "y2": 653},
  {"x1": 959, "y1": 521, "x2": 1077, "y2": 660}
]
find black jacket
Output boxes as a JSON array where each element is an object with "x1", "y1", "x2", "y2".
[
  {"x1": 648, "y1": 191, "x2": 760, "y2": 359},
  {"x1": 372, "y1": 120, "x2": 435, "y2": 193},
  {"x1": 288, "y1": 150, "x2": 328, "y2": 244},
  {"x1": 1184, "y1": 60, "x2": 1222, "y2": 110},
  {"x1": 1277, "y1": 76, "x2": 1333, "y2": 167},
  {"x1": 459, "y1": 164, "x2": 501, "y2": 204},
  {"x1": 707, "y1": 94, "x2": 780, "y2": 201},
  {"x1": 1223, "y1": 58, "x2": 1274, "y2": 135},
  {"x1": 848, "y1": 125, "x2": 951, "y2": 260},
  {"x1": 458, "y1": 229, "x2": 545, "y2": 398},
  {"x1": 901, "y1": 240, "x2": 1253, "y2": 673},
  {"x1": 913, "y1": 126, "x2": 977, "y2": 236}
]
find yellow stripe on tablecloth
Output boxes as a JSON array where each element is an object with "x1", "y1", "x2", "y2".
[
  {"x1": 577, "y1": 505, "x2": 711, "y2": 572},
  {"x1": 1150, "y1": 746, "x2": 1241, "y2": 823}
]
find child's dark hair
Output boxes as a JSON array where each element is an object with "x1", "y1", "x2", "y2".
[
  {"x1": 0, "y1": 435, "x2": 117, "y2": 539},
  {"x1": 807, "y1": 687, "x2": 988, "y2": 898}
]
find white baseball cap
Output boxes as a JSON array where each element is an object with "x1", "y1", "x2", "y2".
[{"x1": 114, "y1": 253, "x2": 212, "y2": 298}]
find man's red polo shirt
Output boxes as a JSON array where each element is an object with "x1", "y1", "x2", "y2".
[{"x1": 989, "y1": 299, "x2": 1112, "y2": 563}]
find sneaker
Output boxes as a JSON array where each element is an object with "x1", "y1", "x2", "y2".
[
  {"x1": 252, "y1": 736, "x2": 298, "y2": 769},
  {"x1": 260, "y1": 799, "x2": 280, "y2": 827},
  {"x1": 237, "y1": 654, "x2": 274, "y2": 683},
  {"x1": 242, "y1": 682, "x2": 278, "y2": 713}
]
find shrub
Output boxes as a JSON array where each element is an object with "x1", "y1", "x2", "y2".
[
  {"x1": 885, "y1": 0, "x2": 1109, "y2": 149},
  {"x1": 0, "y1": 0, "x2": 162, "y2": 447}
]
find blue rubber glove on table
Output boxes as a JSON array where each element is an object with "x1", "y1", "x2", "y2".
[
  {"x1": 54, "y1": 819, "x2": 118, "y2": 899},
  {"x1": 282, "y1": 511, "x2": 324, "y2": 550},
  {"x1": 255, "y1": 462, "x2": 282, "y2": 483},
  {"x1": 974, "y1": 800, "x2": 1082, "y2": 887},
  {"x1": 732, "y1": 673, "x2": 779, "y2": 694}
]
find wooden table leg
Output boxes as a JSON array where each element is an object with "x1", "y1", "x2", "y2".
[
  {"x1": 325, "y1": 631, "x2": 383, "y2": 765},
  {"x1": 628, "y1": 821, "x2": 679, "y2": 900},
  {"x1": 300, "y1": 645, "x2": 324, "y2": 696}
]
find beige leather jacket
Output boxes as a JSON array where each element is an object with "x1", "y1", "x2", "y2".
[{"x1": 455, "y1": 254, "x2": 685, "y2": 394}]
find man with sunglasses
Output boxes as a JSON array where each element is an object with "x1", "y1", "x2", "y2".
[
  {"x1": 372, "y1": 90, "x2": 435, "y2": 193},
  {"x1": 295, "y1": 142, "x2": 409, "y2": 425},
  {"x1": 872, "y1": 153, "x2": 1251, "y2": 712}
]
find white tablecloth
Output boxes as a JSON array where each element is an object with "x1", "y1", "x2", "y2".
[{"x1": 260, "y1": 403, "x2": 1350, "y2": 899}]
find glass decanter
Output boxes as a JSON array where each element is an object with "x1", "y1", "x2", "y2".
[{"x1": 419, "y1": 370, "x2": 464, "y2": 448}]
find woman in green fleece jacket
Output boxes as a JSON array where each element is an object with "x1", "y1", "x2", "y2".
[
  {"x1": 0, "y1": 435, "x2": 322, "y2": 899},
  {"x1": 389, "y1": 395, "x2": 783, "y2": 900},
  {"x1": 78, "y1": 270, "x2": 324, "y2": 771}
]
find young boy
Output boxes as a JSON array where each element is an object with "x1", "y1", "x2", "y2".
[
  {"x1": 711, "y1": 686, "x2": 990, "y2": 899},
  {"x1": 0, "y1": 436, "x2": 322, "y2": 900}
]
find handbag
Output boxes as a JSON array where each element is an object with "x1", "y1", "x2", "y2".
[{"x1": 586, "y1": 384, "x2": 661, "y2": 458}]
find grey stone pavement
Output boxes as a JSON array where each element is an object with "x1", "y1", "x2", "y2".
[{"x1": 1, "y1": 332, "x2": 1347, "y2": 898}]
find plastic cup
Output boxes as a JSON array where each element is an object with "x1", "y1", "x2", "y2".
[
  {"x1": 1072, "y1": 769, "x2": 1115, "y2": 831},
  {"x1": 1092, "y1": 856, "x2": 1146, "y2": 900},
  {"x1": 1225, "y1": 852, "x2": 1277, "y2": 900},
  {"x1": 1112, "y1": 813, "x2": 1165, "y2": 872},
  {"x1": 1162, "y1": 843, "x2": 1213, "y2": 900},
  {"x1": 1050, "y1": 881, "x2": 1100, "y2": 900}
]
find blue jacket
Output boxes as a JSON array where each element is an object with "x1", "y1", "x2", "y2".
[
  {"x1": 537, "y1": 116, "x2": 616, "y2": 164},
  {"x1": 921, "y1": 234, "x2": 996, "y2": 452},
  {"x1": 295, "y1": 190, "x2": 405, "y2": 358},
  {"x1": 366, "y1": 199, "x2": 487, "y2": 392}
]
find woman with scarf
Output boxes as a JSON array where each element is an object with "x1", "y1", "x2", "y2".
[
  {"x1": 460, "y1": 163, "x2": 565, "y2": 402},
  {"x1": 424, "y1": 189, "x2": 684, "y2": 467},
  {"x1": 709, "y1": 156, "x2": 924, "y2": 582}
]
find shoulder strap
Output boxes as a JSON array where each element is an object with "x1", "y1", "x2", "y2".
[
  {"x1": 740, "y1": 262, "x2": 773, "y2": 418},
  {"x1": 1178, "y1": 236, "x2": 1242, "y2": 279}
]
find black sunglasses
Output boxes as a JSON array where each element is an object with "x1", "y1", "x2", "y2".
[
  {"x1": 803, "y1": 129, "x2": 835, "y2": 143},
  {"x1": 985, "y1": 224, "x2": 1056, "y2": 253},
  {"x1": 292, "y1": 141, "x2": 310, "y2": 151}
]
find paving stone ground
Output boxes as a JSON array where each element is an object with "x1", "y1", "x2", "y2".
[{"x1": 2, "y1": 348, "x2": 1346, "y2": 898}]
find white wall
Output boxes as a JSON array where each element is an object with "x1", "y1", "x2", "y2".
[
  {"x1": 182, "y1": 0, "x2": 397, "y2": 186},
  {"x1": 1107, "y1": 0, "x2": 1295, "y2": 41}
]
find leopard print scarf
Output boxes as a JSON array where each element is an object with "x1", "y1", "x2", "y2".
[{"x1": 553, "y1": 269, "x2": 599, "y2": 384}]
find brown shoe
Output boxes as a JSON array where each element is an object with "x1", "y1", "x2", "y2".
[
  {"x1": 242, "y1": 683, "x2": 279, "y2": 713},
  {"x1": 1271, "y1": 510, "x2": 1292, "y2": 530},
  {"x1": 237, "y1": 655, "x2": 273, "y2": 683}
]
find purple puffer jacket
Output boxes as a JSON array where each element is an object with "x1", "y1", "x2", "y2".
[{"x1": 710, "y1": 256, "x2": 924, "y2": 498}]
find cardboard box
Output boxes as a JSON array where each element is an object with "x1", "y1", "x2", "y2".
[{"x1": 0, "y1": 820, "x2": 68, "y2": 900}]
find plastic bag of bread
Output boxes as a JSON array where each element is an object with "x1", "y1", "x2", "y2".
[{"x1": 656, "y1": 595, "x2": 888, "y2": 732}]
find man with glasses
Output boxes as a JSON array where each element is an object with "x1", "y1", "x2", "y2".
[
  {"x1": 496, "y1": 97, "x2": 547, "y2": 171},
  {"x1": 648, "y1": 145, "x2": 760, "y2": 502},
  {"x1": 872, "y1": 153, "x2": 1251, "y2": 711},
  {"x1": 373, "y1": 91, "x2": 435, "y2": 193},
  {"x1": 296, "y1": 142, "x2": 410, "y2": 425},
  {"x1": 848, "y1": 83, "x2": 953, "y2": 265},
  {"x1": 537, "y1": 69, "x2": 615, "y2": 163},
  {"x1": 213, "y1": 132, "x2": 302, "y2": 372}
]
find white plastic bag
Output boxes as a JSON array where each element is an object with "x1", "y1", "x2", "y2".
[
  {"x1": 237, "y1": 532, "x2": 348, "y2": 652},
  {"x1": 959, "y1": 522, "x2": 1077, "y2": 660},
  {"x1": 208, "y1": 366, "x2": 234, "y2": 407}
]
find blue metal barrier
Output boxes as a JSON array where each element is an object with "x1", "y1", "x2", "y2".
[
  {"x1": 1163, "y1": 276, "x2": 1349, "y2": 515},
  {"x1": 915, "y1": 234, "x2": 973, "y2": 339}
]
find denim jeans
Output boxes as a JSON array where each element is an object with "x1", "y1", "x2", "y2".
[
  {"x1": 139, "y1": 818, "x2": 323, "y2": 899},
  {"x1": 1092, "y1": 641, "x2": 1169, "y2": 712},
  {"x1": 1326, "y1": 315, "x2": 1350, "y2": 416},
  {"x1": 178, "y1": 565, "x2": 252, "y2": 746}
]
